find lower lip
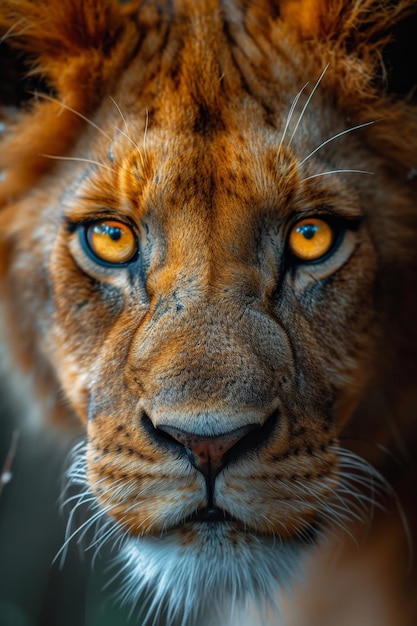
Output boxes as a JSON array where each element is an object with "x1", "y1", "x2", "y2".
[{"x1": 185, "y1": 507, "x2": 236, "y2": 524}]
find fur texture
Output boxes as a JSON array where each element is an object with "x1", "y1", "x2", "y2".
[{"x1": 1, "y1": 1, "x2": 416, "y2": 624}]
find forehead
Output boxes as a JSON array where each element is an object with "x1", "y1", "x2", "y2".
[
  {"x1": 106, "y1": 1, "x2": 342, "y2": 152},
  {"x1": 74, "y1": 3, "x2": 360, "y2": 230},
  {"x1": 103, "y1": 115, "x2": 356, "y2": 238}
]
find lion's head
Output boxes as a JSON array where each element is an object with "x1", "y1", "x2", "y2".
[{"x1": 1, "y1": 0, "x2": 416, "y2": 624}]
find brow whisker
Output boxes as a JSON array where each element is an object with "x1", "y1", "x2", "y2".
[
  {"x1": 32, "y1": 92, "x2": 114, "y2": 144},
  {"x1": 108, "y1": 95, "x2": 147, "y2": 171},
  {"x1": 278, "y1": 82, "x2": 309, "y2": 156},
  {"x1": 143, "y1": 108, "x2": 149, "y2": 153},
  {"x1": 287, "y1": 64, "x2": 329, "y2": 148},
  {"x1": 299, "y1": 120, "x2": 379, "y2": 167},
  {"x1": 301, "y1": 169, "x2": 374, "y2": 183},
  {"x1": 108, "y1": 95, "x2": 130, "y2": 135},
  {"x1": 40, "y1": 153, "x2": 116, "y2": 174},
  {"x1": 115, "y1": 128, "x2": 146, "y2": 172}
]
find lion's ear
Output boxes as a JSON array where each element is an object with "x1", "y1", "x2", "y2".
[
  {"x1": 0, "y1": 0, "x2": 136, "y2": 101},
  {"x1": 0, "y1": 0, "x2": 140, "y2": 203},
  {"x1": 280, "y1": 0, "x2": 417, "y2": 99},
  {"x1": 279, "y1": 0, "x2": 414, "y2": 46}
]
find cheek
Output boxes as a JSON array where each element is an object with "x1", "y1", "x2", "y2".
[
  {"x1": 45, "y1": 239, "x2": 140, "y2": 418},
  {"x1": 85, "y1": 417, "x2": 206, "y2": 535},
  {"x1": 275, "y1": 239, "x2": 378, "y2": 424},
  {"x1": 309, "y1": 261, "x2": 378, "y2": 421}
]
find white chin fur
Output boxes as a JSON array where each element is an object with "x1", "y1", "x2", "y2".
[{"x1": 113, "y1": 523, "x2": 301, "y2": 626}]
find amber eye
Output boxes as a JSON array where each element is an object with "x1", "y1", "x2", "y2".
[
  {"x1": 85, "y1": 220, "x2": 137, "y2": 265},
  {"x1": 288, "y1": 217, "x2": 334, "y2": 262}
]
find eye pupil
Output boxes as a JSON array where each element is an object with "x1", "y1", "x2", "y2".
[
  {"x1": 108, "y1": 226, "x2": 122, "y2": 241},
  {"x1": 297, "y1": 224, "x2": 317, "y2": 240}
]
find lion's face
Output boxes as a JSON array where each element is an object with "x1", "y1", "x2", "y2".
[
  {"x1": 6, "y1": 18, "x2": 380, "y2": 601},
  {"x1": 1, "y1": 0, "x2": 416, "y2": 623}
]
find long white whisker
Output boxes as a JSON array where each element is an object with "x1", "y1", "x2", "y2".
[
  {"x1": 91, "y1": 527, "x2": 124, "y2": 567},
  {"x1": 306, "y1": 489, "x2": 359, "y2": 544},
  {"x1": 335, "y1": 446, "x2": 413, "y2": 568},
  {"x1": 108, "y1": 95, "x2": 147, "y2": 172},
  {"x1": 287, "y1": 64, "x2": 329, "y2": 147},
  {"x1": 108, "y1": 95, "x2": 129, "y2": 135},
  {"x1": 277, "y1": 82, "x2": 309, "y2": 155},
  {"x1": 291, "y1": 476, "x2": 370, "y2": 526},
  {"x1": 55, "y1": 502, "x2": 114, "y2": 567},
  {"x1": 143, "y1": 108, "x2": 149, "y2": 153},
  {"x1": 301, "y1": 169, "x2": 374, "y2": 183},
  {"x1": 299, "y1": 120, "x2": 379, "y2": 167},
  {"x1": 88, "y1": 519, "x2": 121, "y2": 551},
  {"x1": 114, "y1": 128, "x2": 146, "y2": 172},
  {"x1": 33, "y1": 92, "x2": 114, "y2": 143},
  {"x1": 337, "y1": 471, "x2": 381, "y2": 491},
  {"x1": 40, "y1": 153, "x2": 116, "y2": 173},
  {"x1": 61, "y1": 493, "x2": 96, "y2": 511}
]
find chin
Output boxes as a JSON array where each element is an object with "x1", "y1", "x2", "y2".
[{"x1": 115, "y1": 523, "x2": 303, "y2": 626}]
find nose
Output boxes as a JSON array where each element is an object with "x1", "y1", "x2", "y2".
[{"x1": 158, "y1": 422, "x2": 261, "y2": 476}]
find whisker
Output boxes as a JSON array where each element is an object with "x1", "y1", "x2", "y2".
[
  {"x1": 55, "y1": 501, "x2": 114, "y2": 567},
  {"x1": 32, "y1": 92, "x2": 114, "y2": 143},
  {"x1": 301, "y1": 169, "x2": 374, "y2": 183},
  {"x1": 277, "y1": 81, "x2": 309, "y2": 156},
  {"x1": 40, "y1": 153, "x2": 116, "y2": 174},
  {"x1": 88, "y1": 518, "x2": 121, "y2": 552},
  {"x1": 108, "y1": 95, "x2": 129, "y2": 136},
  {"x1": 291, "y1": 477, "x2": 369, "y2": 526},
  {"x1": 92, "y1": 527, "x2": 125, "y2": 567},
  {"x1": 335, "y1": 446, "x2": 413, "y2": 569},
  {"x1": 114, "y1": 128, "x2": 146, "y2": 173},
  {"x1": 319, "y1": 507, "x2": 359, "y2": 545},
  {"x1": 287, "y1": 64, "x2": 329, "y2": 148},
  {"x1": 336, "y1": 469, "x2": 383, "y2": 492},
  {"x1": 77, "y1": 511, "x2": 114, "y2": 548},
  {"x1": 108, "y1": 96, "x2": 147, "y2": 172},
  {"x1": 299, "y1": 120, "x2": 379, "y2": 167},
  {"x1": 61, "y1": 492, "x2": 96, "y2": 510},
  {"x1": 143, "y1": 108, "x2": 149, "y2": 153}
]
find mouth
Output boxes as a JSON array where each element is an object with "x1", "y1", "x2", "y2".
[
  {"x1": 181, "y1": 506, "x2": 323, "y2": 547},
  {"x1": 184, "y1": 506, "x2": 238, "y2": 524}
]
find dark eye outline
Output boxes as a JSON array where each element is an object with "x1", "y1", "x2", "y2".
[
  {"x1": 286, "y1": 214, "x2": 361, "y2": 266},
  {"x1": 78, "y1": 219, "x2": 139, "y2": 268}
]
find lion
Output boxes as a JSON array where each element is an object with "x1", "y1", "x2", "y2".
[{"x1": 0, "y1": 0, "x2": 416, "y2": 624}]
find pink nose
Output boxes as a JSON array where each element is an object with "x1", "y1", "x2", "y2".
[{"x1": 159, "y1": 423, "x2": 257, "y2": 473}]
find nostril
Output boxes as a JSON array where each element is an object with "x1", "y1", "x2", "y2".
[
  {"x1": 140, "y1": 409, "x2": 280, "y2": 473},
  {"x1": 158, "y1": 423, "x2": 259, "y2": 471},
  {"x1": 140, "y1": 411, "x2": 185, "y2": 453},
  {"x1": 222, "y1": 409, "x2": 280, "y2": 464}
]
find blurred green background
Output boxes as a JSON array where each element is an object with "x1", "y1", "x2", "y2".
[{"x1": 0, "y1": 376, "x2": 148, "y2": 626}]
